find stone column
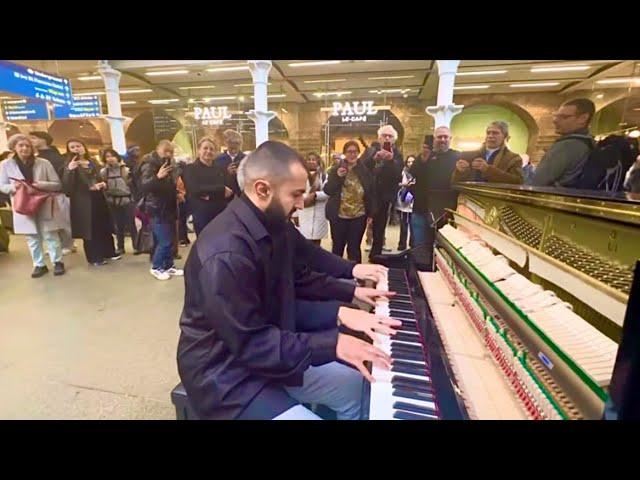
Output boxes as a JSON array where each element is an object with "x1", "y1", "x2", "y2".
[
  {"x1": 97, "y1": 60, "x2": 127, "y2": 155},
  {"x1": 246, "y1": 61, "x2": 276, "y2": 146},
  {"x1": 426, "y1": 60, "x2": 464, "y2": 128}
]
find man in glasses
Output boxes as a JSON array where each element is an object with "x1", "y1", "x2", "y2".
[{"x1": 532, "y1": 98, "x2": 595, "y2": 187}]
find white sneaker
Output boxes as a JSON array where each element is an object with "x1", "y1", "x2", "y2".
[
  {"x1": 150, "y1": 268, "x2": 171, "y2": 281},
  {"x1": 166, "y1": 267, "x2": 184, "y2": 276}
]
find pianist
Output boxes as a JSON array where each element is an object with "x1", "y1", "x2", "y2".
[{"x1": 177, "y1": 141, "x2": 398, "y2": 420}]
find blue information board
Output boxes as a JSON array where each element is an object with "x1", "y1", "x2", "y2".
[
  {"x1": 54, "y1": 96, "x2": 102, "y2": 119},
  {"x1": 0, "y1": 60, "x2": 73, "y2": 106},
  {"x1": 1, "y1": 99, "x2": 50, "y2": 121}
]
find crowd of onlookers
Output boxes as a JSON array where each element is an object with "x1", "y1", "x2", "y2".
[{"x1": 1, "y1": 97, "x2": 640, "y2": 280}]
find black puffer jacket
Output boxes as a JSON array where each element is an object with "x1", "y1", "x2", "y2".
[{"x1": 139, "y1": 151, "x2": 178, "y2": 222}]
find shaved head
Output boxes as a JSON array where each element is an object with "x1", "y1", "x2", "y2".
[{"x1": 239, "y1": 141, "x2": 306, "y2": 191}]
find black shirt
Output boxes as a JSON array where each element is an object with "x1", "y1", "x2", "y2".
[
  {"x1": 409, "y1": 149, "x2": 460, "y2": 214},
  {"x1": 37, "y1": 147, "x2": 65, "y2": 179},
  {"x1": 177, "y1": 195, "x2": 356, "y2": 419},
  {"x1": 181, "y1": 159, "x2": 229, "y2": 220}
]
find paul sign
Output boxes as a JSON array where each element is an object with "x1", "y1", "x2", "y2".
[
  {"x1": 331, "y1": 101, "x2": 377, "y2": 123},
  {"x1": 194, "y1": 105, "x2": 232, "y2": 126}
]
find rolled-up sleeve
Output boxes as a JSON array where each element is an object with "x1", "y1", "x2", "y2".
[{"x1": 199, "y1": 252, "x2": 338, "y2": 377}]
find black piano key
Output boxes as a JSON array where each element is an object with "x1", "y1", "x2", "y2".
[
  {"x1": 393, "y1": 401, "x2": 438, "y2": 417},
  {"x1": 392, "y1": 294, "x2": 412, "y2": 301},
  {"x1": 394, "y1": 358, "x2": 428, "y2": 369},
  {"x1": 397, "y1": 320, "x2": 418, "y2": 330},
  {"x1": 393, "y1": 410, "x2": 437, "y2": 421},
  {"x1": 391, "y1": 375, "x2": 434, "y2": 393},
  {"x1": 393, "y1": 332, "x2": 421, "y2": 343},
  {"x1": 392, "y1": 362, "x2": 429, "y2": 377},
  {"x1": 389, "y1": 303, "x2": 414, "y2": 311},
  {"x1": 391, "y1": 348, "x2": 425, "y2": 362},
  {"x1": 391, "y1": 341, "x2": 422, "y2": 352},
  {"x1": 393, "y1": 387, "x2": 436, "y2": 403},
  {"x1": 389, "y1": 310, "x2": 415, "y2": 319}
]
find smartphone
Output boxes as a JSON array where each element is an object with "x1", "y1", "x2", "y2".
[
  {"x1": 383, "y1": 141, "x2": 392, "y2": 153},
  {"x1": 339, "y1": 159, "x2": 348, "y2": 170}
]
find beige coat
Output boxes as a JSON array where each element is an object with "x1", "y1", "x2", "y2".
[{"x1": 0, "y1": 156, "x2": 68, "y2": 235}]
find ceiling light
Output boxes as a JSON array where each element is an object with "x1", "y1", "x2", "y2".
[
  {"x1": 596, "y1": 78, "x2": 640, "y2": 85},
  {"x1": 367, "y1": 75, "x2": 415, "y2": 80},
  {"x1": 289, "y1": 61, "x2": 341, "y2": 67},
  {"x1": 368, "y1": 88, "x2": 413, "y2": 94},
  {"x1": 312, "y1": 91, "x2": 352, "y2": 97},
  {"x1": 596, "y1": 94, "x2": 604, "y2": 99},
  {"x1": 627, "y1": 130, "x2": 640, "y2": 138},
  {"x1": 148, "y1": 99, "x2": 180, "y2": 104},
  {"x1": 530, "y1": 65, "x2": 589, "y2": 73},
  {"x1": 78, "y1": 75, "x2": 102, "y2": 81},
  {"x1": 0, "y1": 96, "x2": 12, "y2": 99},
  {"x1": 75, "y1": 91, "x2": 106, "y2": 96},
  {"x1": 509, "y1": 82, "x2": 559, "y2": 88},
  {"x1": 206, "y1": 66, "x2": 250, "y2": 73},
  {"x1": 453, "y1": 85, "x2": 490, "y2": 90},
  {"x1": 303, "y1": 79, "x2": 346, "y2": 84},
  {"x1": 250, "y1": 94, "x2": 286, "y2": 98},
  {"x1": 456, "y1": 70, "x2": 507, "y2": 76},
  {"x1": 120, "y1": 101, "x2": 137, "y2": 105},
  {"x1": 281, "y1": 108, "x2": 288, "y2": 113},
  {"x1": 179, "y1": 85, "x2": 216, "y2": 90},
  {"x1": 145, "y1": 70, "x2": 190, "y2": 76},
  {"x1": 202, "y1": 96, "x2": 237, "y2": 101},
  {"x1": 234, "y1": 82, "x2": 272, "y2": 87},
  {"x1": 121, "y1": 89, "x2": 153, "y2": 94}
]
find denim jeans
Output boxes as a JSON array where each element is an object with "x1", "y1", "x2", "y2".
[
  {"x1": 275, "y1": 361, "x2": 364, "y2": 420},
  {"x1": 26, "y1": 229, "x2": 62, "y2": 267},
  {"x1": 151, "y1": 219, "x2": 175, "y2": 271}
]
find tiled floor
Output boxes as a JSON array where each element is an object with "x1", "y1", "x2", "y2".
[{"x1": 0, "y1": 222, "x2": 402, "y2": 419}]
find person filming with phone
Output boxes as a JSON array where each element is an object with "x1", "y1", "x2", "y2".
[
  {"x1": 362, "y1": 125, "x2": 403, "y2": 262},
  {"x1": 139, "y1": 140, "x2": 183, "y2": 281},
  {"x1": 215, "y1": 129, "x2": 246, "y2": 198},
  {"x1": 324, "y1": 140, "x2": 375, "y2": 263}
]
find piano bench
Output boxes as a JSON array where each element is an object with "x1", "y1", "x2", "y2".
[{"x1": 170, "y1": 383, "x2": 200, "y2": 420}]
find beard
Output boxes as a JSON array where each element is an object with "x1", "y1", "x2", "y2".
[{"x1": 264, "y1": 196, "x2": 291, "y2": 231}]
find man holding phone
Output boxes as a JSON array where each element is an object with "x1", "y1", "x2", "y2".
[
  {"x1": 139, "y1": 140, "x2": 183, "y2": 281},
  {"x1": 215, "y1": 129, "x2": 246, "y2": 198},
  {"x1": 362, "y1": 125, "x2": 403, "y2": 262}
]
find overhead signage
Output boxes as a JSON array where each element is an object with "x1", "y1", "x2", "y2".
[
  {"x1": 54, "y1": 96, "x2": 102, "y2": 119},
  {"x1": 0, "y1": 60, "x2": 73, "y2": 106},
  {"x1": 1, "y1": 98, "x2": 50, "y2": 121}
]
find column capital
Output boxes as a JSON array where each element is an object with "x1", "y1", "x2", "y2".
[
  {"x1": 246, "y1": 110, "x2": 276, "y2": 122},
  {"x1": 436, "y1": 60, "x2": 461, "y2": 76},
  {"x1": 247, "y1": 61, "x2": 272, "y2": 84},
  {"x1": 426, "y1": 104, "x2": 464, "y2": 129},
  {"x1": 97, "y1": 61, "x2": 122, "y2": 83}
]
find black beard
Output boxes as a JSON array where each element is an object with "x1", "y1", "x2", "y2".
[{"x1": 264, "y1": 197, "x2": 289, "y2": 231}]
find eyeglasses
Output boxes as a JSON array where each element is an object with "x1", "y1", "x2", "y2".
[{"x1": 345, "y1": 150, "x2": 359, "y2": 154}]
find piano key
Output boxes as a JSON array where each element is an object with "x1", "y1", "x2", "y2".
[
  {"x1": 394, "y1": 332, "x2": 421, "y2": 343},
  {"x1": 393, "y1": 410, "x2": 437, "y2": 421},
  {"x1": 393, "y1": 401, "x2": 438, "y2": 417},
  {"x1": 391, "y1": 341, "x2": 422, "y2": 352},
  {"x1": 393, "y1": 387, "x2": 436, "y2": 403},
  {"x1": 391, "y1": 375, "x2": 434, "y2": 393},
  {"x1": 389, "y1": 310, "x2": 415, "y2": 319},
  {"x1": 392, "y1": 362, "x2": 429, "y2": 377}
]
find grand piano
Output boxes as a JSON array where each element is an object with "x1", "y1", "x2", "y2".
[{"x1": 367, "y1": 183, "x2": 640, "y2": 420}]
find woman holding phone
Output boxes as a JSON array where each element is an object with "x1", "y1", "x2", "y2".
[
  {"x1": 323, "y1": 140, "x2": 375, "y2": 263},
  {"x1": 62, "y1": 138, "x2": 119, "y2": 266}
]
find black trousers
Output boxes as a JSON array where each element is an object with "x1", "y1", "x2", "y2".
[
  {"x1": 83, "y1": 191, "x2": 116, "y2": 264},
  {"x1": 370, "y1": 200, "x2": 392, "y2": 258},
  {"x1": 397, "y1": 211, "x2": 412, "y2": 250},
  {"x1": 178, "y1": 200, "x2": 190, "y2": 243},
  {"x1": 109, "y1": 203, "x2": 133, "y2": 252},
  {"x1": 330, "y1": 216, "x2": 367, "y2": 263}
]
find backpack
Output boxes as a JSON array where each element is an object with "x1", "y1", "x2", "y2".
[{"x1": 575, "y1": 135, "x2": 636, "y2": 192}]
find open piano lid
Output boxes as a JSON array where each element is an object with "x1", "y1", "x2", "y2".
[{"x1": 604, "y1": 260, "x2": 640, "y2": 420}]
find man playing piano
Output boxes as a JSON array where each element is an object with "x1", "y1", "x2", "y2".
[{"x1": 177, "y1": 141, "x2": 400, "y2": 420}]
